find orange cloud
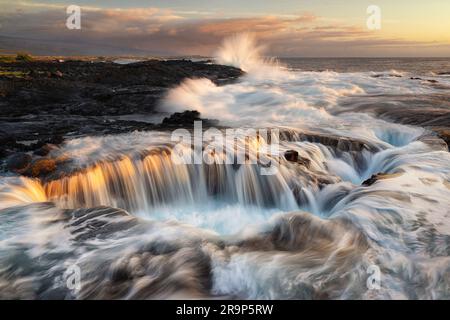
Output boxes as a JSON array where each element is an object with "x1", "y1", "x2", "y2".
[
  {"x1": 1, "y1": 3, "x2": 449, "y2": 57},
  {"x1": 197, "y1": 14, "x2": 317, "y2": 37}
]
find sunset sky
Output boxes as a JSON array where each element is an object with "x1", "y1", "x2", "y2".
[{"x1": 1, "y1": 0, "x2": 450, "y2": 57}]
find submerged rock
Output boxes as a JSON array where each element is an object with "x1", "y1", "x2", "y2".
[
  {"x1": 0, "y1": 59, "x2": 243, "y2": 163},
  {"x1": 418, "y1": 133, "x2": 449, "y2": 151},
  {"x1": 284, "y1": 150, "x2": 311, "y2": 167},
  {"x1": 284, "y1": 150, "x2": 299, "y2": 162},
  {"x1": 6, "y1": 153, "x2": 31, "y2": 173},
  {"x1": 362, "y1": 172, "x2": 403, "y2": 186}
]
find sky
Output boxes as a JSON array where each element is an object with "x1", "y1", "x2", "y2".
[{"x1": 1, "y1": 0, "x2": 450, "y2": 57}]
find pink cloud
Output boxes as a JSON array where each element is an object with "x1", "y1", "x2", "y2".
[{"x1": 0, "y1": 4, "x2": 449, "y2": 57}]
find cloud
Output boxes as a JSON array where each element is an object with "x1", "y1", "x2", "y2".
[{"x1": 0, "y1": 2, "x2": 449, "y2": 57}]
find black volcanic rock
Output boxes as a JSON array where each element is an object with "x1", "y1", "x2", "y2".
[
  {"x1": 6, "y1": 153, "x2": 32, "y2": 173},
  {"x1": 33, "y1": 144, "x2": 55, "y2": 156},
  {"x1": 0, "y1": 59, "x2": 244, "y2": 165},
  {"x1": 362, "y1": 173, "x2": 403, "y2": 186},
  {"x1": 280, "y1": 130, "x2": 380, "y2": 153},
  {"x1": 0, "y1": 59, "x2": 243, "y2": 118},
  {"x1": 284, "y1": 150, "x2": 311, "y2": 168},
  {"x1": 337, "y1": 94, "x2": 450, "y2": 152},
  {"x1": 161, "y1": 110, "x2": 219, "y2": 128},
  {"x1": 284, "y1": 150, "x2": 299, "y2": 162}
]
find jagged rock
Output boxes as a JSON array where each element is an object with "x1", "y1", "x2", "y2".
[
  {"x1": 362, "y1": 174, "x2": 379, "y2": 186},
  {"x1": 162, "y1": 110, "x2": 219, "y2": 127},
  {"x1": 362, "y1": 172, "x2": 403, "y2": 186},
  {"x1": 162, "y1": 110, "x2": 201, "y2": 126},
  {"x1": 0, "y1": 59, "x2": 243, "y2": 162},
  {"x1": 33, "y1": 143, "x2": 56, "y2": 156},
  {"x1": 28, "y1": 159, "x2": 57, "y2": 177}
]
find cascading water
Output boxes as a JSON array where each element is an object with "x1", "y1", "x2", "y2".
[{"x1": 1, "y1": 34, "x2": 450, "y2": 300}]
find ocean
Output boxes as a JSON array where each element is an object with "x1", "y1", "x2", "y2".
[{"x1": 280, "y1": 57, "x2": 450, "y2": 74}]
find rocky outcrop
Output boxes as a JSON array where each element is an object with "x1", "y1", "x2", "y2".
[
  {"x1": 362, "y1": 172, "x2": 403, "y2": 186},
  {"x1": 161, "y1": 110, "x2": 219, "y2": 128},
  {"x1": 0, "y1": 59, "x2": 244, "y2": 164},
  {"x1": 338, "y1": 94, "x2": 450, "y2": 151},
  {"x1": 280, "y1": 129, "x2": 380, "y2": 153},
  {"x1": 284, "y1": 150, "x2": 311, "y2": 167}
]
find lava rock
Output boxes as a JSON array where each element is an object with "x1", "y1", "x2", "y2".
[
  {"x1": 6, "y1": 152, "x2": 32, "y2": 173},
  {"x1": 28, "y1": 158, "x2": 57, "y2": 177},
  {"x1": 281, "y1": 130, "x2": 380, "y2": 153},
  {"x1": 284, "y1": 150, "x2": 299, "y2": 162},
  {"x1": 0, "y1": 59, "x2": 242, "y2": 164},
  {"x1": 362, "y1": 172, "x2": 403, "y2": 186},
  {"x1": 362, "y1": 174, "x2": 379, "y2": 186},
  {"x1": 434, "y1": 128, "x2": 450, "y2": 151},
  {"x1": 162, "y1": 110, "x2": 219, "y2": 128}
]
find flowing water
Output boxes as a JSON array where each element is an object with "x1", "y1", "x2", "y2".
[{"x1": 1, "y1": 34, "x2": 450, "y2": 299}]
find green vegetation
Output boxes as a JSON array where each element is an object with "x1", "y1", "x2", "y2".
[
  {"x1": 0, "y1": 52, "x2": 34, "y2": 63},
  {"x1": 15, "y1": 52, "x2": 33, "y2": 62},
  {"x1": 0, "y1": 55, "x2": 16, "y2": 63}
]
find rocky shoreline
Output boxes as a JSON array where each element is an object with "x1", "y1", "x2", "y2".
[
  {"x1": 0, "y1": 58, "x2": 243, "y2": 173},
  {"x1": 2, "y1": 58, "x2": 449, "y2": 179}
]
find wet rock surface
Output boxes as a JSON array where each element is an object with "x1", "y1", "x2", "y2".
[
  {"x1": 6, "y1": 152, "x2": 32, "y2": 173},
  {"x1": 161, "y1": 110, "x2": 219, "y2": 128},
  {"x1": 0, "y1": 59, "x2": 243, "y2": 165},
  {"x1": 280, "y1": 129, "x2": 381, "y2": 153},
  {"x1": 362, "y1": 172, "x2": 403, "y2": 186}
]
